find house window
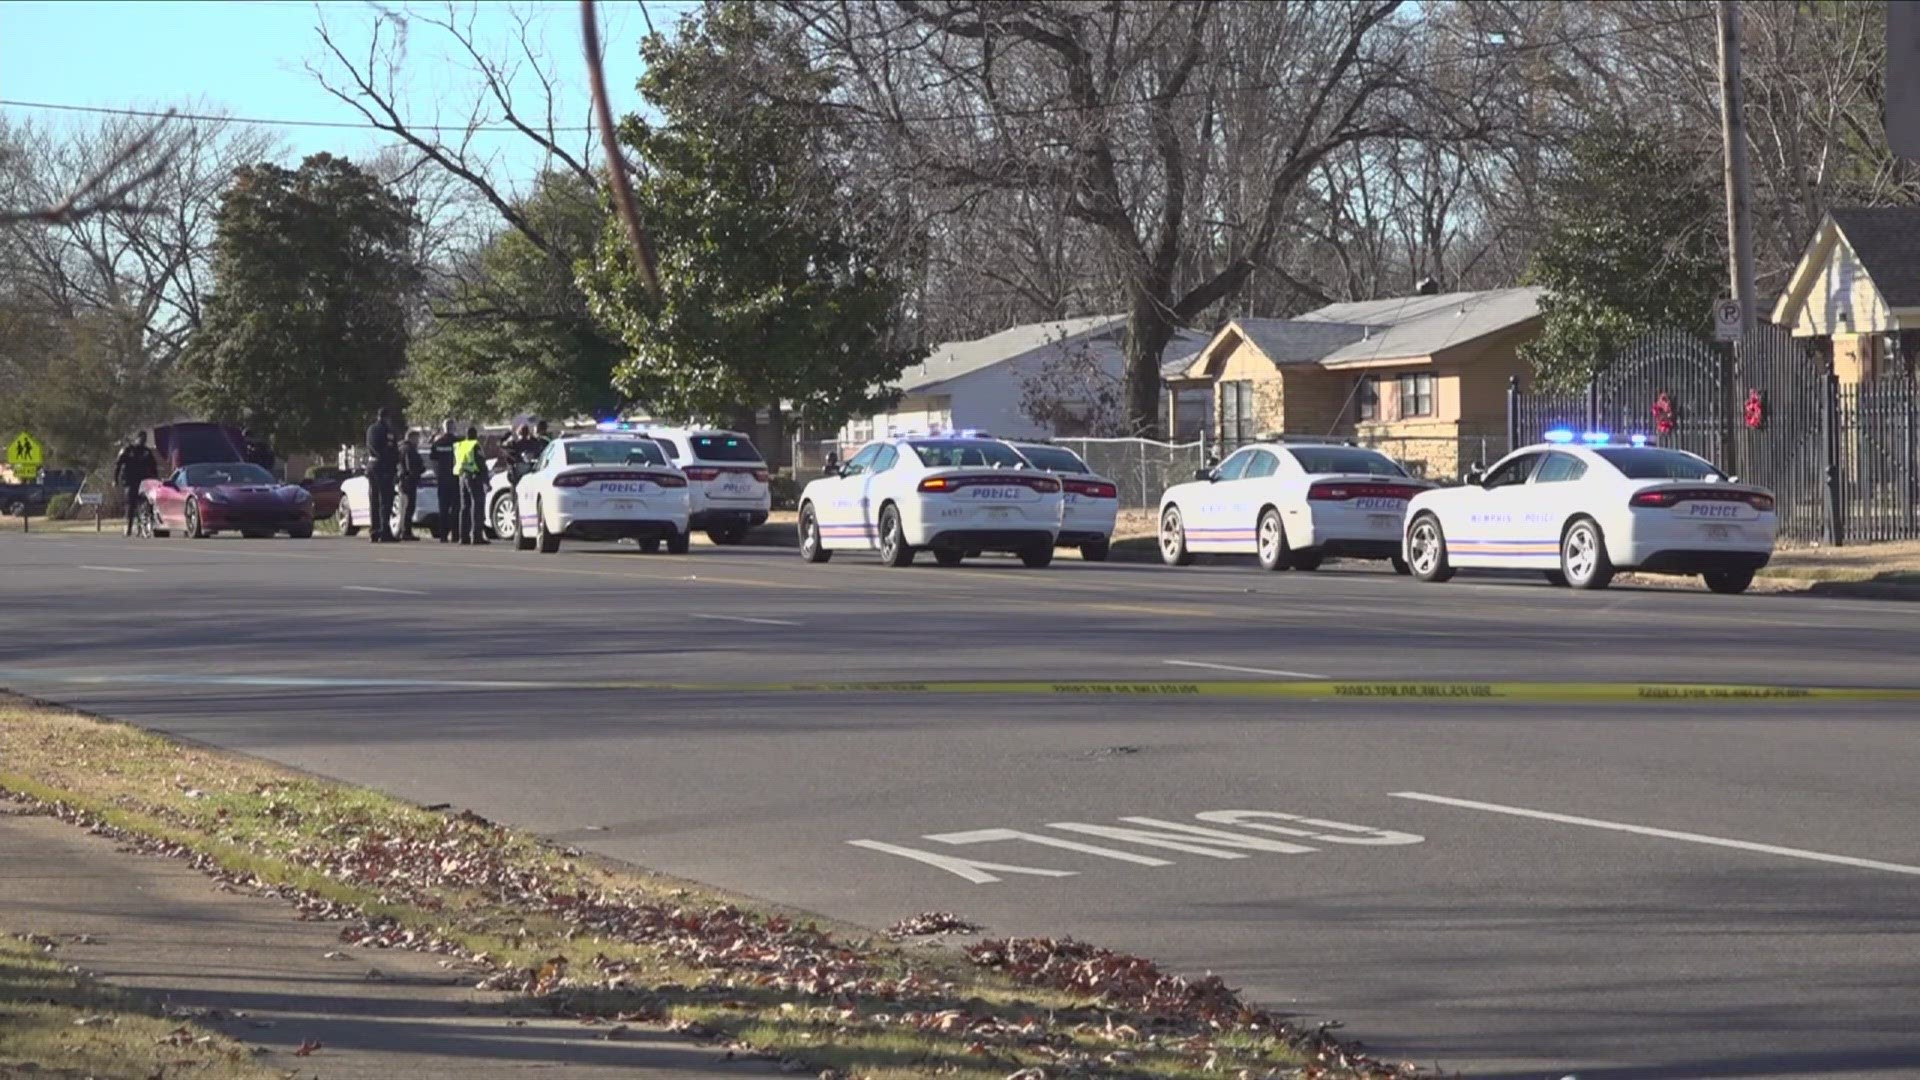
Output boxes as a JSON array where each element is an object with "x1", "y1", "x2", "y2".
[
  {"x1": 1397, "y1": 372, "x2": 1435, "y2": 418},
  {"x1": 1356, "y1": 376, "x2": 1379, "y2": 422},
  {"x1": 1221, "y1": 380, "x2": 1255, "y2": 443}
]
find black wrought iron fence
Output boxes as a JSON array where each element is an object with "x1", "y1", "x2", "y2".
[{"x1": 1510, "y1": 324, "x2": 1918, "y2": 546}]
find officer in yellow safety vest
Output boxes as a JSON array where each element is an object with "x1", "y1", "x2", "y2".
[{"x1": 452, "y1": 426, "x2": 490, "y2": 545}]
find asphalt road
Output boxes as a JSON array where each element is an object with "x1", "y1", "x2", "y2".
[{"x1": 4, "y1": 528, "x2": 1919, "y2": 1079}]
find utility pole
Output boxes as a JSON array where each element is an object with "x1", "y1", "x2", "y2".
[{"x1": 1716, "y1": 0, "x2": 1759, "y2": 342}]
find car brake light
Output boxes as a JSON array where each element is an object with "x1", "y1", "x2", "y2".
[
  {"x1": 654, "y1": 474, "x2": 687, "y2": 488},
  {"x1": 752, "y1": 469, "x2": 770, "y2": 483},
  {"x1": 1307, "y1": 482, "x2": 1422, "y2": 501},
  {"x1": 1064, "y1": 479, "x2": 1117, "y2": 498},
  {"x1": 1631, "y1": 487, "x2": 1772, "y2": 510},
  {"x1": 553, "y1": 472, "x2": 592, "y2": 488},
  {"x1": 684, "y1": 466, "x2": 721, "y2": 481},
  {"x1": 919, "y1": 477, "x2": 951, "y2": 492}
]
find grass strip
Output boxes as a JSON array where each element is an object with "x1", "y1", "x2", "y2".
[
  {"x1": 0, "y1": 693, "x2": 1427, "y2": 1080},
  {"x1": 0, "y1": 932, "x2": 276, "y2": 1080}
]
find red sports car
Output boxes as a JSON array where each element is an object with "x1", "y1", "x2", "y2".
[{"x1": 137, "y1": 462, "x2": 315, "y2": 539}]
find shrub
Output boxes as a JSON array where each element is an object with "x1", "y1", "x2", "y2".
[{"x1": 45, "y1": 493, "x2": 74, "y2": 519}]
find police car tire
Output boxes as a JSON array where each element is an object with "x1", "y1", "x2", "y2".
[
  {"x1": 1561, "y1": 517, "x2": 1613, "y2": 590},
  {"x1": 515, "y1": 522, "x2": 536, "y2": 551},
  {"x1": 1020, "y1": 544, "x2": 1054, "y2": 568},
  {"x1": 798, "y1": 504, "x2": 831, "y2": 563},
  {"x1": 1255, "y1": 508, "x2": 1291, "y2": 572},
  {"x1": 336, "y1": 503, "x2": 359, "y2": 537},
  {"x1": 288, "y1": 525, "x2": 313, "y2": 540},
  {"x1": 1391, "y1": 555, "x2": 1411, "y2": 575},
  {"x1": 1159, "y1": 506, "x2": 1195, "y2": 567},
  {"x1": 1542, "y1": 570, "x2": 1568, "y2": 587},
  {"x1": 491, "y1": 495, "x2": 518, "y2": 542},
  {"x1": 1080, "y1": 537, "x2": 1110, "y2": 562},
  {"x1": 1703, "y1": 568, "x2": 1754, "y2": 594},
  {"x1": 877, "y1": 505, "x2": 914, "y2": 567},
  {"x1": 935, "y1": 549, "x2": 965, "y2": 567},
  {"x1": 707, "y1": 527, "x2": 747, "y2": 545},
  {"x1": 1291, "y1": 551, "x2": 1324, "y2": 571},
  {"x1": 666, "y1": 530, "x2": 691, "y2": 555},
  {"x1": 1406, "y1": 513, "x2": 1454, "y2": 583},
  {"x1": 536, "y1": 502, "x2": 561, "y2": 553}
]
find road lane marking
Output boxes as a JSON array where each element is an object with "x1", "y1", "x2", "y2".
[
  {"x1": 342, "y1": 585, "x2": 429, "y2": 595},
  {"x1": 1392, "y1": 791, "x2": 1920, "y2": 877},
  {"x1": 689, "y1": 613, "x2": 801, "y2": 627},
  {"x1": 1165, "y1": 659, "x2": 1327, "y2": 679},
  {"x1": 78, "y1": 565, "x2": 142, "y2": 573}
]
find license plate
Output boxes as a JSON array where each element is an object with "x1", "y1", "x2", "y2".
[
  {"x1": 611, "y1": 500, "x2": 638, "y2": 512},
  {"x1": 1705, "y1": 524, "x2": 1730, "y2": 540},
  {"x1": 717, "y1": 483, "x2": 752, "y2": 496},
  {"x1": 988, "y1": 508, "x2": 1011, "y2": 521},
  {"x1": 1368, "y1": 514, "x2": 1397, "y2": 529}
]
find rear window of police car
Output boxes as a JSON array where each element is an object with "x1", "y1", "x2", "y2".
[
  {"x1": 1015, "y1": 445, "x2": 1091, "y2": 473},
  {"x1": 1287, "y1": 447, "x2": 1407, "y2": 476},
  {"x1": 1594, "y1": 448, "x2": 1724, "y2": 481},
  {"x1": 690, "y1": 435, "x2": 762, "y2": 462},
  {"x1": 566, "y1": 440, "x2": 668, "y2": 466}
]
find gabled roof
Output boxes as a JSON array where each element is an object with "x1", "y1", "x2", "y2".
[
  {"x1": 1828, "y1": 208, "x2": 1920, "y2": 309},
  {"x1": 1307, "y1": 287, "x2": 1542, "y2": 367},
  {"x1": 895, "y1": 315, "x2": 1123, "y2": 393},
  {"x1": 1183, "y1": 319, "x2": 1374, "y2": 380}
]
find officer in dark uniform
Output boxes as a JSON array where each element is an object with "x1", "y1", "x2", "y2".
[
  {"x1": 240, "y1": 427, "x2": 277, "y2": 477},
  {"x1": 111, "y1": 430, "x2": 159, "y2": 536},
  {"x1": 364, "y1": 407, "x2": 399, "y2": 543},
  {"x1": 395, "y1": 430, "x2": 425, "y2": 541},
  {"x1": 428, "y1": 419, "x2": 458, "y2": 542}
]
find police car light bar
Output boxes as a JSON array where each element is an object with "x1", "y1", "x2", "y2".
[
  {"x1": 1543, "y1": 428, "x2": 1575, "y2": 444},
  {"x1": 1581, "y1": 431, "x2": 1610, "y2": 445}
]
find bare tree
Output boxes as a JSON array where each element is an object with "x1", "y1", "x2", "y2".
[{"x1": 0, "y1": 111, "x2": 177, "y2": 227}]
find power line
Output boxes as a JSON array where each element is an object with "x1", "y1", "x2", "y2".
[{"x1": 0, "y1": 10, "x2": 1709, "y2": 136}]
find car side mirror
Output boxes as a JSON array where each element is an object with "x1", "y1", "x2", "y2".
[
  {"x1": 1463, "y1": 465, "x2": 1487, "y2": 486},
  {"x1": 1192, "y1": 468, "x2": 1213, "y2": 482}
]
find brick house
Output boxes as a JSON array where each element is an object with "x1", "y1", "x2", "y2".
[
  {"x1": 1769, "y1": 208, "x2": 1920, "y2": 382},
  {"x1": 1167, "y1": 287, "x2": 1542, "y2": 478}
]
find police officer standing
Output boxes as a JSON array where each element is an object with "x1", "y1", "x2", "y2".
[
  {"x1": 364, "y1": 407, "x2": 399, "y2": 543},
  {"x1": 111, "y1": 430, "x2": 158, "y2": 536},
  {"x1": 240, "y1": 427, "x2": 277, "y2": 477},
  {"x1": 453, "y1": 425, "x2": 490, "y2": 545},
  {"x1": 428, "y1": 420, "x2": 458, "y2": 542},
  {"x1": 395, "y1": 430, "x2": 425, "y2": 541}
]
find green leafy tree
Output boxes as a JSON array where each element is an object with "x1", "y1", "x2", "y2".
[
  {"x1": 1520, "y1": 125, "x2": 1721, "y2": 390},
  {"x1": 0, "y1": 302, "x2": 172, "y2": 474},
  {"x1": 180, "y1": 154, "x2": 418, "y2": 448},
  {"x1": 582, "y1": 5, "x2": 922, "y2": 430},
  {"x1": 402, "y1": 171, "x2": 625, "y2": 425}
]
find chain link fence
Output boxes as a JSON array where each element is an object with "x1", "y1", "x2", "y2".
[{"x1": 1054, "y1": 437, "x2": 1208, "y2": 509}]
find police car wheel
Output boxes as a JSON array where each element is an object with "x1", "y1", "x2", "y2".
[
  {"x1": 666, "y1": 530, "x2": 691, "y2": 555},
  {"x1": 536, "y1": 502, "x2": 561, "y2": 553},
  {"x1": 336, "y1": 503, "x2": 359, "y2": 537},
  {"x1": 1255, "y1": 508, "x2": 1291, "y2": 571},
  {"x1": 492, "y1": 496, "x2": 518, "y2": 542},
  {"x1": 1019, "y1": 544, "x2": 1054, "y2": 569},
  {"x1": 799, "y1": 504, "x2": 831, "y2": 563},
  {"x1": 1703, "y1": 568, "x2": 1754, "y2": 594},
  {"x1": 1390, "y1": 555, "x2": 1411, "y2": 575},
  {"x1": 934, "y1": 549, "x2": 965, "y2": 567},
  {"x1": 1542, "y1": 570, "x2": 1568, "y2": 587},
  {"x1": 1159, "y1": 506, "x2": 1195, "y2": 567},
  {"x1": 1561, "y1": 518, "x2": 1613, "y2": 590},
  {"x1": 1406, "y1": 514, "x2": 1454, "y2": 583},
  {"x1": 1080, "y1": 537, "x2": 1110, "y2": 562},
  {"x1": 877, "y1": 505, "x2": 914, "y2": 567},
  {"x1": 639, "y1": 538, "x2": 661, "y2": 554},
  {"x1": 1291, "y1": 551, "x2": 1324, "y2": 571}
]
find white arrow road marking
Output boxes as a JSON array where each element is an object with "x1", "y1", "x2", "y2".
[
  {"x1": 342, "y1": 585, "x2": 429, "y2": 595},
  {"x1": 1392, "y1": 791, "x2": 1920, "y2": 877},
  {"x1": 1164, "y1": 659, "x2": 1327, "y2": 679},
  {"x1": 689, "y1": 613, "x2": 800, "y2": 626}
]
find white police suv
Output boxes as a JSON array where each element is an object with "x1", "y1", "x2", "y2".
[
  {"x1": 1157, "y1": 440, "x2": 1432, "y2": 571},
  {"x1": 1004, "y1": 441, "x2": 1119, "y2": 561},
  {"x1": 797, "y1": 435, "x2": 1064, "y2": 567},
  {"x1": 619, "y1": 425, "x2": 771, "y2": 544},
  {"x1": 512, "y1": 433, "x2": 692, "y2": 554},
  {"x1": 1402, "y1": 433, "x2": 1778, "y2": 593}
]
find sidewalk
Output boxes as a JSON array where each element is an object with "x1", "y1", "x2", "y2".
[{"x1": 0, "y1": 802, "x2": 763, "y2": 1080}]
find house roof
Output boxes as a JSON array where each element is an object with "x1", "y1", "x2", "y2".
[
  {"x1": 1828, "y1": 208, "x2": 1920, "y2": 310},
  {"x1": 1303, "y1": 287, "x2": 1543, "y2": 367},
  {"x1": 894, "y1": 315, "x2": 1123, "y2": 394}
]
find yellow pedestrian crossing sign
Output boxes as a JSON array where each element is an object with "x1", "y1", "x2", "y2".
[{"x1": 7, "y1": 432, "x2": 43, "y2": 478}]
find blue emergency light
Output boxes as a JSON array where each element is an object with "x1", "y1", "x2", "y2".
[
  {"x1": 1543, "y1": 428, "x2": 1575, "y2": 444},
  {"x1": 1581, "y1": 431, "x2": 1610, "y2": 445}
]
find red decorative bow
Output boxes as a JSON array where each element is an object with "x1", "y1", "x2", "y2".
[
  {"x1": 1744, "y1": 389, "x2": 1765, "y2": 429},
  {"x1": 1652, "y1": 392, "x2": 1677, "y2": 435}
]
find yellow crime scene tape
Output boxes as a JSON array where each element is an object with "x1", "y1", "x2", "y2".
[{"x1": 563, "y1": 679, "x2": 1920, "y2": 702}]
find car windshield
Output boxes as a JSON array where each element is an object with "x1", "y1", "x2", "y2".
[
  {"x1": 690, "y1": 434, "x2": 763, "y2": 462},
  {"x1": 1013, "y1": 445, "x2": 1090, "y2": 473},
  {"x1": 564, "y1": 439, "x2": 668, "y2": 466},
  {"x1": 1594, "y1": 447, "x2": 1726, "y2": 480},
  {"x1": 908, "y1": 440, "x2": 1029, "y2": 469},
  {"x1": 183, "y1": 463, "x2": 275, "y2": 486},
  {"x1": 1287, "y1": 447, "x2": 1408, "y2": 476}
]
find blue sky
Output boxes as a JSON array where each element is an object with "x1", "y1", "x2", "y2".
[{"x1": 1, "y1": 0, "x2": 698, "y2": 180}]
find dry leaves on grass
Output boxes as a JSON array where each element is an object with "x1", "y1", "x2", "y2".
[{"x1": 886, "y1": 912, "x2": 983, "y2": 939}]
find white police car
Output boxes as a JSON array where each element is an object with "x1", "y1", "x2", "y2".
[
  {"x1": 1004, "y1": 441, "x2": 1119, "y2": 561},
  {"x1": 1402, "y1": 433, "x2": 1778, "y2": 593},
  {"x1": 337, "y1": 472, "x2": 438, "y2": 537},
  {"x1": 615, "y1": 424, "x2": 772, "y2": 544},
  {"x1": 1157, "y1": 440, "x2": 1432, "y2": 571},
  {"x1": 512, "y1": 434, "x2": 692, "y2": 554},
  {"x1": 797, "y1": 435, "x2": 1064, "y2": 567}
]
